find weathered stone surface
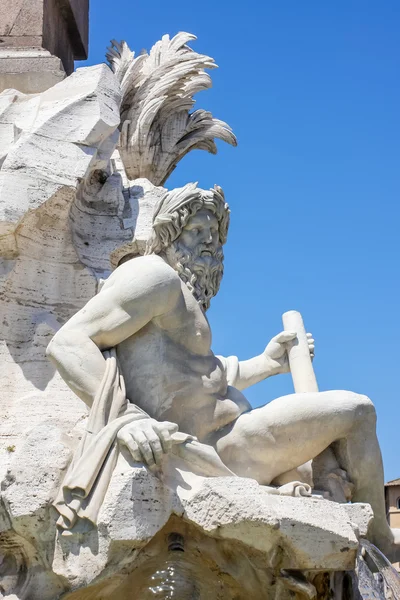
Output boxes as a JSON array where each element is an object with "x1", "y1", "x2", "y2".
[
  {"x1": 343, "y1": 502, "x2": 374, "y2": 538},
  {"x1": 0, "y1": 49, "x2": 66, "y2": 94},
  {"x1": 0, "y1": 64, "x2": 122, "y2": 492},
  {"x1": 0, "y1": 62, "x2": 121, "y2": 245},
  {"x1": 0, "y1": 0, "x2": 89, "y2": 93},
  {"x1": 108, "y1": 177, "x2": 166, "y2": 267},
  {"x1": 0, "y1": 88, "x2": 26, "y2": 167},
  {"x1": 0, "y1": 0, "x2": 89, "y2": 59},
  {"x1": 0, "y1": 64, "x2": 120, "y2": 226},
  {"x1": 0, "y1": 423, "x2": 74, "y2": 599},
  {"x1": 0, "y1": 0, "x2": 43, "y2": 38},
  {"x1": 0, "y1": 49, "x2": 64, "y2": 74},
  {"x1": 1, "y1": 437, "x2": 372, "y2": 597},
  {"x1": 3, "y1": 0, "x2": 44, "y2": 37}
]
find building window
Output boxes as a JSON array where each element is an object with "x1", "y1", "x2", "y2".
[{"x1": 397, "y1": 498, "x2": 400, "y2": 510}]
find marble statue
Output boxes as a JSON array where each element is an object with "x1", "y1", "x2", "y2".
[
  {"x1": 47, "y1": 181, "x2": 399, "y2": 561},
  {"x1": 1, "y1": 28, "x2": 397, "y2": 599}
]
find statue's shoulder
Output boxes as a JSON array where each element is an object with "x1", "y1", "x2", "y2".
[{"x1": 106, "y1": 254, "x2": 181, "y2": 295}]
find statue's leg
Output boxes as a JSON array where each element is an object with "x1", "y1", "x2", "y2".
[{"x1": 213, "y1": 390, "x2": 399, "y2": 559}]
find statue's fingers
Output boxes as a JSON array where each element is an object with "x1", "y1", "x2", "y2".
[
  {"x1": 164, "y1": 421, "x2": 179, "y2": 434},
  {"x1": 153, "y1": 424, "x2": 173, "y2": 454},
  {"x1": 307, "y1": 338, "x2": 315, "y2": 345},
  {"x1": 129, "y1": 443, "x2": 143, "y2": 463},
  {"x1": 306, "y1": 332, "x2": 313, "y2": 338},
  {"x1": 118, "y1": 429, "x2": 138, "y2": 450},
  {"x1": 118, "y1": 430, "x2": 142, "y2": 462},
  {"x1": 273, "y1": 331, "x2": 297, "y2": 344},
  {"x1": 308, "y1": 344, "x2": 315, "y2": 353},
  {"x1": 144, "y1": 429, "x2": 163, "y2": 465},
  {"x1": 133, "y1": 430, "x2": 157, "y2": 470}
]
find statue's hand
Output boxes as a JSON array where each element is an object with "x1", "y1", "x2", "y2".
[
  {"x1": 117, "y1": 419, "x2": 179, "y2": 472},
  {"x1": 264, "y1": 331, "x2": 315, "y2": 375}
]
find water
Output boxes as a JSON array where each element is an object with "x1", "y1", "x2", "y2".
[
  {"x1": 124, "y1": 534, "x2": 400, "y2": 599},
  {"x1": 128, "y1": 552, "x2": 228, "y2": 599},
  {"x1": 357, "y1": 540, "x2": 400, "y2": 600},
  {"x1": 126, "y1": 533, "x2": 235, "y2": 600}
]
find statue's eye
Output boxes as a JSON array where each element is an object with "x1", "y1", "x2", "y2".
[{"x1": 191, "y1": 228, "x2": 199, "y2": 234}]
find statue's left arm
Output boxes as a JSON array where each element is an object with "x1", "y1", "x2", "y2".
[{"x1": 219, "y1": 331, "x2": 314, "y2": 391}]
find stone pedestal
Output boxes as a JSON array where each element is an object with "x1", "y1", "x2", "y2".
[
  {"x1": 1, "y1": 439, "x2": 373, "y2": 599},
  {"x1": 0, "y1": 48, "x2": 65, "y2": 93},
  {"x1": 0, "y1": 0, "x2": 89, "y2": 93}
]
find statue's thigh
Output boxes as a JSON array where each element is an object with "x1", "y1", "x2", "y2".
[{"x1": 214, "y1": 390, "x2": 365, "y2": 483}]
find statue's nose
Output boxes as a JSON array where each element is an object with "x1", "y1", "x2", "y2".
[{"x1": 201, "y1": 229, "x2": 213, "y2": 244}]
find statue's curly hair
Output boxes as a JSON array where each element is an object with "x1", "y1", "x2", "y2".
[{"x1": 145, "y1": 184, "x2": 230, "y2": 255}]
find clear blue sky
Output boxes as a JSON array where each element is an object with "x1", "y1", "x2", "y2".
[{"x1": 79, "y1": 1, "x2": 400, "y2": 481}]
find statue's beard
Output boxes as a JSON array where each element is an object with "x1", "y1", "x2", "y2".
[{"x1": 164, "y1": 241, "x2": 224, "y2": 311}]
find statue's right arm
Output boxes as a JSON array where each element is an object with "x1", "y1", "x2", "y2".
[{"x1": 46, "y1": 257, "x2": 181, "y2": 409}]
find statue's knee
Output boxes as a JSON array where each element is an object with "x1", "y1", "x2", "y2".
[
  {"x1": 353, "y1": 393, "x2": 376, "y2": 424},
  {"x1": 330, "y1": 390, "x2": 376, "y2": 426}
]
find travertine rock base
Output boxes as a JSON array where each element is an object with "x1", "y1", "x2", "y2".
[{"x1": 1, "y1": 437, "x2": 372, "y2": 599}]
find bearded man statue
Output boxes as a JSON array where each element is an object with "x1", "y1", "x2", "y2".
[
  {"x1": 47, "y1": 183, "x2": 400, "y2": 560},
  {"x1": 145, "y1": 183, "x2": 228, "y2": 311}
]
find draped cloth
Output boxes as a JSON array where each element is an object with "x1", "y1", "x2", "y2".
[{"x1": 54, "y1": 349, "x2": 234, "y2": 533}]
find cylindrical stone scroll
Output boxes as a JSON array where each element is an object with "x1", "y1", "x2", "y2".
[{"x1": 282, "y1": 310, "x2": 318, "y2": 393}]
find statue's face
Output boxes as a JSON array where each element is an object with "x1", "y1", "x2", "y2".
[
  {"x1": 178, "y1": 209, "x2": 220, "y2": 257},
  {"x1": 164, "y1": 208, "x2": 224, "y2": 310}
]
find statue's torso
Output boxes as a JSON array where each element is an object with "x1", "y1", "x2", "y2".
[{"x1": 117, "y1": 278, "x2": 250, "y2": 440}]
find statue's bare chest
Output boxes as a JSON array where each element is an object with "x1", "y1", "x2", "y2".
[{"x1": 153, "y1": 282, "x2": 211, "y2": 355}]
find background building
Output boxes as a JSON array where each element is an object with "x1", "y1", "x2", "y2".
[{"x1": 385, "y1": 478, "x2": 400, "y2": 570}]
